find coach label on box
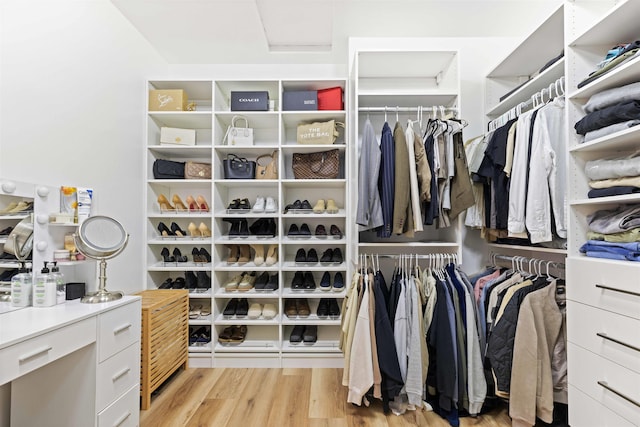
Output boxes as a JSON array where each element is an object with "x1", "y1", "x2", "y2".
[{"x1": 230, "y1": 91, "x2": 269, "y2": 111}]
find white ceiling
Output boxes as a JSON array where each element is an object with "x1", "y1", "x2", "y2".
[{"x1": 110, "y1": 0, "x2": 562, "y2": 65}]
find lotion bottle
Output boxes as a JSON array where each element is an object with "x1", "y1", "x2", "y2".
[
  {"x1": 11, "y1": 262, "x2": 33, "y2": 307},
  {"x1": 33, "y1": 262, "x2": 56, "y2": 307},
  {"x1": 51, "y1": 262, "x2": 65, "y2": 304}
]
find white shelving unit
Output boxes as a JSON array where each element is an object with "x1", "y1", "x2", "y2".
[
  {"x1": 481, "y1": 3, "x2": 568, "y2": 257},
  {"x1": 565, "y1": 1, "x2": 640, "y2": 425},
  {"x1": 352, "y1": 47, "x2": 463, "y2": 262},
  {"x1": 145, "y1": 78, "x2": 348, "y2": 368}
]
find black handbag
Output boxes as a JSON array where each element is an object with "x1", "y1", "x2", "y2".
[
  {"x1": 153, "y1": 159, "x2": 185, "y2": 179},
  {"x1": 223, "y1": 154, "x2": 256, "y2": 179}
]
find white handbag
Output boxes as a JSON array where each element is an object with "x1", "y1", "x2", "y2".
[{"x1": 225, "y1": 116, "x2": 254, "y2": 146}]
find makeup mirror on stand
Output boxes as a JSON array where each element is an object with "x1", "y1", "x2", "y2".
[{"x1": 74, "y1": 215, "x2": 129, "y2": 303}]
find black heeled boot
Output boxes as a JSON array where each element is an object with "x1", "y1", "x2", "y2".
[
  {"x1": 222, "y1": 218, "x2": 241, "y2": 236},
  {"x1": 185, "y1": 271, "x2": 198, "y2": 289},
  {"x1": 238, "y1": 219, "x2": 249, "y2": 236},
  {"x1": 249, "y1": 218, "x2": 264, "y2": 235},
  {"x1": 196, "y1": 271, "x2": 211, "y2": 289}
]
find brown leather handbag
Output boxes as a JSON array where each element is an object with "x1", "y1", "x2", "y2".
[
  {"x1": 184, "y1": 161, "x2": 212, "y2": 179},
  {"x1": 292, "y1": 149, "x2": 340, "y2": 179},
  {"x1": 255, "y1": 150, "x2": 278, "y2": 180}
]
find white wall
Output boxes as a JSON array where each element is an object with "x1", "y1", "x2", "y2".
[{"x1": 0, "y1": 0, "x2": 167, "y2": 295}]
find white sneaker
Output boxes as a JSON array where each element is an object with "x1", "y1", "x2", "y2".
[
  {"x1": 253, "y1": 196, "x2": 265, "y2": 212},
  {"x1": 265, "y1": 197, "x2": 277, "y2": 213}
]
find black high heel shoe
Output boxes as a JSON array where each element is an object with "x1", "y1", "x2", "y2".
[
  {"x1": 160, "y1": 247, "x2": 175, "y2": 263},
  {"x1": 199, "y1": 247, "x2": 211, "y2": 263},
  {"x1": 192, "y1": 247, "x2": 204, "y2": 263},
  {"x1": 158, "y1": 222, "x2": 174, "y2": 237},
  {"x1": 171, "y1": 222, "x2": 186, "y2": 237},
  {"x1": 173, "y1": 248, "x2": 188, "y2": 262}
]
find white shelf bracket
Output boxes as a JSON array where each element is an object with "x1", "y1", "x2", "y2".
[{"x1": 435, "y1": 71, "x2": 443, "y2": 86}]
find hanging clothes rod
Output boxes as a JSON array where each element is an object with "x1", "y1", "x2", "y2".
[
  {"x1": 488, "y1": 76, "x2": 565, "y2": 131},
  {"x1": 491, "y1": 253, "x2": 565, "y2": 270},
  {"x1": 358, "y1": 106, "x2": 458, "y2": 112},
  {"x1": 361, "y1": 253, "x2": 458, "y2": 259}
]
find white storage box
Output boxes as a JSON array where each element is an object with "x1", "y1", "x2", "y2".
[{"x1": 160, "y1": 127, "x2": 196, "y2": 146}]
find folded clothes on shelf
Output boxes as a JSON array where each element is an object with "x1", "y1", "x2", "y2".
[
  {"x1": 588, "y1": 186, "x2": 640, "y2": 198},
  {"x1": 574, "y1": 100, "x2": 640, "y2": 135},
  {"x1": 587, "y1": 227, "x2": 640, "y2": 243},
  {"x1": 587, "y1": 204, "x2": 640, "y2": 234},
  {"x1": 579, "y1": 239, "x2": 640, "y2": 261},
  {"x1": 585, "y1": 153, "x2": 640, "y2": 181},
  {"x1": 583, "y1": 120, "x2": 640, "y2": 143},
  {"x1": 577, "y1": 42, "x2": 640, "y2": 89}
]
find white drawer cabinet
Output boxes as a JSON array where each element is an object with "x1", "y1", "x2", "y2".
[
  {"x1": 0, "y1": 297, "x2": 141, "y2": 427},
  {"x1": 569, "y1": 385, "x2": 635, "y2": 427},
  {"x1": 98, "y1": 385, "x2": 140, "y2": 427},
  {"x1": 96, "y1": 343, "x2": 140, "y2": 412},
  {"x1": 98, "y1": 301, "x2": 141, "y2": 362},
  {"x1": 567, "y1": 301, "x2": 640, "y2": 374},
  {"x1": 567, "y1": 257, "x2": 640, "y2": 320},
  {"x1": 568, "y1": 342, "x2": 640, "y2": 426},
  {"x1": 0, "y1": 317, "x2": 96, "y2": 385}
]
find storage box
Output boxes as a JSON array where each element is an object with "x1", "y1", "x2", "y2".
[
  {"x1": 317, "y1": 86, "x2": 344, "y2": 110},
  {"x1": 160, "y1": 127, "x2": 196, "y2": 146},
  {"x1": 283, "y1": 90, "x2": 318, "y2": 111},
  {"x1": 231, "y1": 91, "x2": 269, "y2": 111},
  {"x1": 149, "y1": 89, "x2": 188, "y2": 111},
  {"x1": 65, "y1": 282, "x2": 86, "y2": 300}
]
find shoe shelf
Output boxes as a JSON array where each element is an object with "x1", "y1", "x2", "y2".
[
  {"x1": 282, "y1": 317, "x2": 341, "y2": 326},
  {"x1": 188, "y1": 343, "x2": 213, "y2": 353},
  {"x1": 214, "y1": 341, "x2": 281, "y2": 353},
  {"x1": 281, "y1": 237, "x2": 346, "y2": 244},
  {"x1": 189, "y1": 316, "x2": 212, "y2": 326},
  {"x1": 214, "y1": 315, "x2": 281, "y2": 326},
  {"x1": 146, "y1": 78, "x2": 350, "y2": 366},
  {"x1": 282, "y1": 288, "x2": 346, "y2": 298},
  {"x1": 188, "y1": 289, "x2": 212, "y2": 298},
  {"x1": 281, "y1": 261, "x2": 345, "y2": 271},
  {"x1": 214, "y1": 262, "x2": 280, "y2": 272},
  {"x1": 148, "y1": 237, "x2": 212, "y2": 245},
  {"x1": 0, "y1": 213, "x2": 30, "y2": 220},
  {"x1": 281, "y1": 341, "x2": 341, "y2": 353}
]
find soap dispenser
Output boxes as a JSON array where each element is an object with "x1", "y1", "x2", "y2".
[
  {"x1": 10, "y1": 262, "x2": 33, "y2": 307},
  {"x1": 33, "y1": 262, "x2": 56, "y2": 307},
  {"x1": 51, "y1": 261, "x2": 65, "y2": 304}
]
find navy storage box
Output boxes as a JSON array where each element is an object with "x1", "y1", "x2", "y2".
[
  {"x1": 231, "y1": 91, "x2": 269, "y2": 111},
  {"x1": 283, "y1": 90, "x2": 318, "y2": 111}
]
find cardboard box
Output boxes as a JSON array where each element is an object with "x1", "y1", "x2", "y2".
[
  {"x1": 160, "y1": 127, "x2": 196, "y2": 146},
  {"x1": 231, "y1": 91, "x2": 269, "y2": 111},
  {"x1": 149, "y1": 89, "x2": 188, "y2": 111},
  {"x1": 283, "y1": 90, "x2": 318, "y2": 111},
  {"x1": 317, "y1": 86, "x2": 344, "y2": 110}
]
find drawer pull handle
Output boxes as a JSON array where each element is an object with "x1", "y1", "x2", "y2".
[
  {"x1": 595, "y1": 284, "x2": 640, "y2": 298},
  {"x1": 597, "y1": 332, "x2": 640, "y2": 353},
  {"x1": 112, "y1": 367, "x2": 131, "y2": 382},
  {"x1": 113, "y1": 411, "x2": 131, "y2": 427},
  {"x1": 18, "y1": 346, "x2": 53, "y2": 363},
  {"x1": 597, "y1": 381, "x2": 640, "y2": 408},
  {"x1": 113, "y1": 323, "x2": 132, "y2": 335}
]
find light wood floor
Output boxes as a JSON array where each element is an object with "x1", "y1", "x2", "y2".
[{"x1": 141, "y1": 368, "x2": 512, "y2": 427}]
